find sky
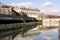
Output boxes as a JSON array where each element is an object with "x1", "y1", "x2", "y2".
[{"x1": 0, "y1": 0, "x2": 60, "y2": 15}]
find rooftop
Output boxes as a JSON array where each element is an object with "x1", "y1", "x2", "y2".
[{"x1": 20, "y1": 7, "x2": 40, "y2": 11}]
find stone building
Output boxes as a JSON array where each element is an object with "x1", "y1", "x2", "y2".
[
  {"x1": 14, "y1": 7, "x2": 42, "y2": 20},
  {"x1": 0, "y1": 6, "x2": 13, "y2": 15}
]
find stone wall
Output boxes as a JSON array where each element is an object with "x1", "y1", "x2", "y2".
[{"x1": 43, "y1": 18, "x2": 60, "y2": 27}]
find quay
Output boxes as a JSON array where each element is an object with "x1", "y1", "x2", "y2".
[
  {"x1": 0, "y1": 5, "x2": 60, "y2": 40},
  {"x1": 0, "y1": 5, "x2": 42, "y2": 40}
]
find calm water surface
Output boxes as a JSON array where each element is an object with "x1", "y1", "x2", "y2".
[{"x1": 14, "y1": 28, "x2": 58, "y2": 40}]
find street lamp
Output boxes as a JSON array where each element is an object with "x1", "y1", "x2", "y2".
[
  {"x1": 49, "y1": 15, "x2": 51, "y2": 28},
  {"x1": 41, "y1": 13, "x2": 44, "y2": 28}
]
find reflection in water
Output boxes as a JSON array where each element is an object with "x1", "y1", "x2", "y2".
[
  {"x1": 14, "y1": 34, "x2": 39, "y2": 40},
  {"x1": 43, "y1": 34, "x2": 54, "y2": 40},
  {"x1": 14, "y1": 28, "x2": 58, "y2": 40}
]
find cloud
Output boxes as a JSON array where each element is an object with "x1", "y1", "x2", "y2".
[
  {"x1": 50, "y1": 9, "x2": 60, "y2": 15},
  {"x1": 42, "y1": 2, "x2": 53, "y2": 7},
  {"x1": 41, "y1": 2, "x2": 60, "y2": 15},
  {"x1": 10, "y1": 2, "x2": 36, "y2": 8},
  {"x1": 51, "y1": 9, "x2": 60, "y2": 13},
  {"x1": 46, "y1": 9, "x2": 60, "y2": 13},
  {"x1": 41, "y1": 9, "x2": 60, "y2": 15}
]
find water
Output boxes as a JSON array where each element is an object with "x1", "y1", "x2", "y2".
[
  {"x1": 14, "y1": 28, "x2": 58, "y2": 40},
  {"x1": 35, "y1": 29, "x2": 58, "y2": 40}
]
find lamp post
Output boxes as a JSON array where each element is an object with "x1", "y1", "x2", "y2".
[
  {"x1": 42, "y1": 13, "x2": 43, "y2": 28},
  {"x1": 50, "y1": 18, "x2": 51, "y2": 28},
  {"x1": 49, "y1": 15, "x2": 51, "y2": 28}
]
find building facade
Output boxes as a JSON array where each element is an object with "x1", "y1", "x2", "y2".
[
  {"x1": 14, "y1": 7, "x2": 42, "y2": 20},
  {"x1": 0, "y1": 6, "x2": 13, "y2": 15}
]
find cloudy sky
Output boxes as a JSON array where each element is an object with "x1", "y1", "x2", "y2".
[{"x1": 0, "y1": 0, "x2": 60, "y2": 15}]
